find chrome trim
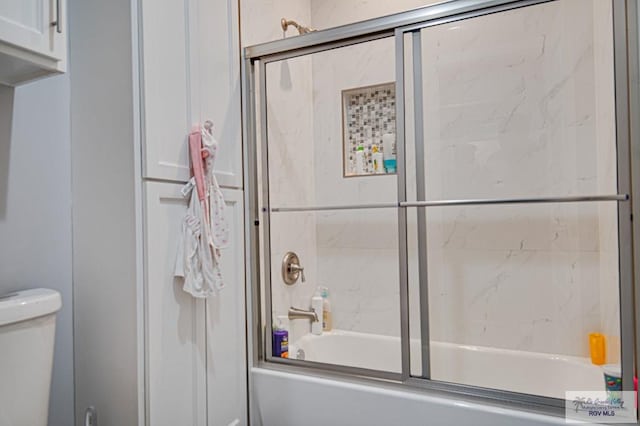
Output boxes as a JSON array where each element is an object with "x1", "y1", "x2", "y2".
[
  {"x1": 612, "y1": 0, "x2": 636, "y2": 401},
  {"x1": 395, "y1": 29, "x2": 411, "y2": 382},
  {"x1": 267, "y1": 357, "x2": 403, "y2": 382},
  {"x1": 52, "y1": 0, "x2": 62, "y2": 33},
  {"x1": 244, "y1": 0, "x2": 552, "y2": 59},
  {"x1": 625, "y1": 0, "x2": 640, "y2": 414},
  {"x1": 259, "y1": 59, "x2": 274, "y2": 360},
  {"x1": 271, "y1": 202, "x2": 397, "y2": 212},
  {"x1": 241, "y1": 54, "x2": 262, "y2": 426},
  {"x1": 242, "y1": 56, "x2": 261, "y2": 366},
  {"x1": 411, "y1": 30, "x2": 431, "y2": 380},
  {"x1": 270, "y1": 194, "x2": 629, "y2": 213},
  {"x1": 400, "y1": 194, "x2": 629, "y2": 208},
  {"x1": 257, "y1": 32, "x2": 391, "y2": 65}
]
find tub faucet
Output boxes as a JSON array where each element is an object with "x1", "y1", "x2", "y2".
[{"x1": 288, "y1": 307, "x2": 318, "y2": 322}]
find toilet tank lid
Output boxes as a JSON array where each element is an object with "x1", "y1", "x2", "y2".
[{"x1": 0, "y1": 289, "x2": 62, "y2": 326}]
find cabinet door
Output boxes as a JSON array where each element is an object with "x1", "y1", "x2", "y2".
[
  {"x1": 139, "y1": 0, "x2": 191, "y2": 182},
  {"x1": 145, "y1": 182, "x2": 207, "y2": 426},
  {"x1": 140, "y1": 0, "x2": 243, "y2": 188},
  {"x1": 192, "y1": 0, "x2": 243, "y2": 189},
  {"x1": 206, "y1": 189, "x2": 248, "y2": 426},
  {"x1": 0, "y1": 0, "x2": 66, "y2": 61}
]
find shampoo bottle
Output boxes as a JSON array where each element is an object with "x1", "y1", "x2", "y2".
[
  {"x1": 382, "y1": 133, "x2": 397, "y2": 173},
  {"x1": 311, "y1": 291, "x2": 323, "y2": 335},
  {"x1": 320, "y1": 287, "x2": 332, "y2": 331},
  {"x1": 355, "y1": 145, "x2": 365, "y2": 175},
  {"x1": 372, "y1": 145, "x2": 384, "y2": 174}
]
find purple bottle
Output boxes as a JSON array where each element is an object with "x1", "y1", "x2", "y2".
[{"x1": 272, "y1": 328, "x2": 289, "y2": 358}]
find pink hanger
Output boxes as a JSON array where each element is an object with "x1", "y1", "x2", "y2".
[{"x1": 189, "y1": 126, "x2": 209, "y2": 202}]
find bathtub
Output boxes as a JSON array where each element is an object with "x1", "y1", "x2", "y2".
[
  {"x1": 251, "y1": 330, "x2": 607, "y2": 426},
  {"x1": 290, "y1": 330, "x2": 605, "y2": 399}
]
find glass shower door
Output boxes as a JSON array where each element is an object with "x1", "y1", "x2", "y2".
[
  {"x1": 260, "y1": 37, "x2": 404, "y2": 376},
  {"x1": 245, "y1": 0, "x2": 637, "y2": 414},
  {"x1": 401, "y1": 0, "x2": 632, "y2": 402}
]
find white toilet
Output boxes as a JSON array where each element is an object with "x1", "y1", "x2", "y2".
[{"x1": 0, "y1": 288, "x2": 62, "y2": 426}]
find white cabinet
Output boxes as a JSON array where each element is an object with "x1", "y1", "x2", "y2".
[
  {"x1": 145, "y1": 182, "x2": 247, "y2": 426},
  {"x1": 145, "y1": 182, "x2": 207, "y2": 426},
  {"x1": 140, "y1": 0, "x2": 242, "y2": 188},
  {"x1": 71, "y1": 0, "x2": 246, "y2": 424},
  {"x1": 0, "y1": 0, "x2": 66, "y2": 85},
  {"x1": 206, "y1": 189, "x2": 247, "y2": 426}
]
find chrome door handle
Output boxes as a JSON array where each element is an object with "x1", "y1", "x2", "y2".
[{"x1": 51, "y1": 0, "x2": 62, "y2": 34}]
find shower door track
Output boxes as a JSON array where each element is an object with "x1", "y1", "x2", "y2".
[{"x1": 242, "y1": 0, "x2": 640, "y2": 420}]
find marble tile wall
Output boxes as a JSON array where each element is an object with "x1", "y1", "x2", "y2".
[
  {"x1": 310, "y1": 0, "x2": 620, "y2": 358},
  {"x1": 419, "y1": 0, "x2": 618, "y2": 358}
]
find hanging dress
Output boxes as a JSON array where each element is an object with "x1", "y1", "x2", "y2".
[{"x1": 174, "y1": 126, "x2": 229, "y2": 298}]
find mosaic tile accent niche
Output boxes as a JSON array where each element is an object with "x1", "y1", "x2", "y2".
[{"x1": 342, "y1": 82, "x2": 396, "y2": 177}]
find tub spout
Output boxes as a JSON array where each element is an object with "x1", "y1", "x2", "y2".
[{"x1": 288, "y1": 307, "x2": 319, "y2": 322}]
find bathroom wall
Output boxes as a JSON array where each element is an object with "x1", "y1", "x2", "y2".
[
  {"x1": 241, "y1": 0, "x2": 318, "y2": 342},
  {"x1": 0, "y1": 77, "x2": 74, "y2": 426},
  {"x1": 309, "y1": 0, "x2": 436, "y2": 340},
  {"x1": 308, "y1": 0, "x2": 620, "y2": 358},
  {"x1": 311, "y1": 37, "x2": 402, "y2": 337}
]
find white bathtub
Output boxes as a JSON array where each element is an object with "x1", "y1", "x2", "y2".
[
  {"x1": 290, "y1": 330, "x2": 605, "y2": 399},
  {"x1": 251, "y1": 330, "x2": 608, "y2": 425}
]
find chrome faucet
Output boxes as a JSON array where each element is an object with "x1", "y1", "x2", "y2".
[{"x1": 288, "y1": 307, "x2": 319, "y2": 322}]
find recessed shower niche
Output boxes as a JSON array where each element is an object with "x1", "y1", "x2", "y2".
[{"x1": 342, "y1": 82, "x2": 397, "y2": 177}]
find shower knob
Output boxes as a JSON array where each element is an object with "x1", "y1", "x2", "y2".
[{"x1": 282, "y1": 251, "x2": 305, "y2": 285}]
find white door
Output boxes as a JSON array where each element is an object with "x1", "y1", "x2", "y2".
[
  {"x1": 0, "y1": 0, "x2": 65, "y2": 61},
  {"x1": 145, "y1": 181, "x2": 207, "y2": 426},
  {"x1": 206, "y1": 189, "x2": 248, "y2": 426},
  {"x1": 140, "y1": 0, "x2": 243, "y2": 188}
]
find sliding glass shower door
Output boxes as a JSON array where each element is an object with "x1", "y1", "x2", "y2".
[
  {"x1": 244, "y1": 0, "x2": 637, "y2": 413},
  {"x1": 259, "y1": 37, "x2": 403, "y2": 376},
  {"x1": 401, "y1": 0, "x2": 631, "y2": 401}
]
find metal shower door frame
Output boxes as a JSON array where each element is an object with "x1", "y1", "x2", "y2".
[{"x1": 242, "y1": 0, "x2": 640, "y2": 419}]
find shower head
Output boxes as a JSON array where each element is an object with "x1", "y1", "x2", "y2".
[{"x1": 281, "y1": 18, "x2": 315, "y2": 35}]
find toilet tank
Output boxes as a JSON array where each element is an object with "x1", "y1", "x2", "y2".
[{"x1": 0, "y1": 289, "x2": 62, "y2": 426}]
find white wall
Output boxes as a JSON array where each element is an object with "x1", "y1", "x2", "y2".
[
  {"x1": 69, "y1": 0, "x2": 140, "y2": 423},
  {"x1": 0, "y1": 76, "x2": 74, "y2": 426}
]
